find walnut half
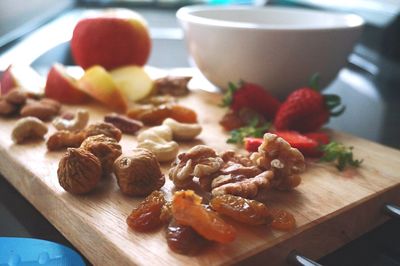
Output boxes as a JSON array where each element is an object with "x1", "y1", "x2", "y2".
[
  {"x1": 168, "y1": 145, "x2": 224, "y2": 188},
  {"x1": 250, "y1": 133, "x2": 305, "y2": 191}
]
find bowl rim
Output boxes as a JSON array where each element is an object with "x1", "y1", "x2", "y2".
[{"x1": 176, "y1": 5, "x2": 364, "y2": 31}]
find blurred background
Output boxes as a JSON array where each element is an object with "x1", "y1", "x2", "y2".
[{"x1": 0, "y1": 0, "x2": 400, "y2": 265}]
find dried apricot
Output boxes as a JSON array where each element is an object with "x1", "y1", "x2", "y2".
[
  {"x1": 169, "y1": 105, "x2": 197, "y2": 124},
  {"x1": 210, "y1": 194, "x2": 272, "y2": 225},
  {"x1": 270, "y1": 208, "x2": 296, "y2": 231},
  {"x1": 166, "y1": 219, "x2": 209, "y2": 255},
  {"x1": 126, "y1": 191, "x2": 166, "y2": 232},
  {"x1": 171, "y1": 190, "x2": 236, "y2": 244}
]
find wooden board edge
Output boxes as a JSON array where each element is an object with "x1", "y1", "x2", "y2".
[{"x1": 237, "y1": 183, "x2": 400, "y2": 265}]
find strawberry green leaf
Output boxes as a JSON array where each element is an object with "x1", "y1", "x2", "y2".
[
  {"x1": 320, "y1": 141, "x2": 363, "y2": 171},
  {"x1": 227, "y1": 117, "x2": 270, "y2": 144},
  {"x1": 221, "y1": 82, "x2": 239, "y2": 107},
  {"x1": 309, "y1": 73, "x2": 320, "y2": 91},
  {"x1": 323, "y1": 94, "x2": 346, "y2": 117}
]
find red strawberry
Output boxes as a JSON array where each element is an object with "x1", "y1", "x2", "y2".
[
  {"x1": 273, "y1": 131, "x2": 319, "y2": 156},
  {"x1": 244, "y1": 137, "x2": 263, "y2": 152},
  {"x1": 274, "y1": 78, "x2": 344, "y2": 133},
  {"x1": 222, "y1": 82, "x2": 281, "y2": 120},
  {"x1": 304, "y1": 131, "x2": 330, "y2": 145},
  {"x1": 245, "y1": 131, "x2": 323, "y2": 157}
]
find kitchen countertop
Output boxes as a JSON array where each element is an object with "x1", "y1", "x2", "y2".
[{"x1": 0, "y1": 5, "x2": 400, "y2": 266}]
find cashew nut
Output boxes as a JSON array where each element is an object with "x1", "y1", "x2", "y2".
[
  {"x1": 162, "y1": 118, "x2": 202, "y2": 140},
  {"x1": 137, "y1": 139, "x2": 179, "y2": 162},
  {"x1": 53, "y1": 109, "x2": 89, "y2": 132},
  {"x1": 137, "y1": 125, "x2": 173, "y2": 142},
  {"x1": 12, "y1": 116, "x2": 48, "y2": 144}
]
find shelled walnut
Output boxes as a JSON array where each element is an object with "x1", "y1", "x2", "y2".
[
  {"x1": 250, "y1": 133, "x2": 305, "y2": 191},
  {"x1": 80, "y1": 134, "x2": 122, "y2": 175},
  {"x1": 211, "y1": 171, "x2": 274, "y2": 199},
  {"x1": 169, "y1": 145, "x2": 224, "y2": 188},
  {"x1": 57, "y1": 148, "x2": 102, "y2": 194},
  {"x1": 113, "y1": 148, "x2": 165, "y2": 196}
]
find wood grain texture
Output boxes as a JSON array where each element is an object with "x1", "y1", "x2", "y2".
[{"x1": 1, "y1": 87, "x2": 400, "y2": 265}]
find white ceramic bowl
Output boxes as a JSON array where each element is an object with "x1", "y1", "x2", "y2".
[{"x1": 177, "y1": 5, "x2": 364, "y2": 98}]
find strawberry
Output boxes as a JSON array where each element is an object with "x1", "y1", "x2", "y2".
[
  {"x1": 273, "y1": 131, "x2": 319, "y2": 156},
  {"x1": 273, "y1": 75, "x2": 344, "y2": 133},
  {"x1": 245, "y1": 131, "x2": 321, "y2": 157},
  {"x1": 244, "y1": 137, "x2": 263, "y2": 152},
  {"x1": 304, "y1": 131, "x2": 330, "y2": 145},
  {"x1": 222, "y1": 82, "x2": 281, "y2": 120}
]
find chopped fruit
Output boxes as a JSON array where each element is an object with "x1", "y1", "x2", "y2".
[
  {"x1": 45, "y1": 63, "x2": 89, "y2": 104},
  {"x1": 127, "y1": 104, "x2": 197, "y2": 125},
  {"x1": 0, "y1": 65, "x2": 44, "y2": 96},
  {"x1": 78, "y1": 65, "x2": 128, "y2": 112},
  {"x1": 304, "y1": 131, "x2": 330, "y2": 145},
  {"x1": 270, "y1": 208, "x2": 296, "y2": 231},
  {"x1": 169, "y1": 104, "x2": 198, "y2": 124},
  {"x1": 244, "y1": 137, "x2": 263, "y2": 152},
  {"x1": 273, "y1": 131, "x2": 319, "y2": 157},
  {"x1": 71, "y1": 9, "x2": 151, "y2": 70},
  {"x1": 245, "y1": 131, "x2": 323, "y2": 157},
  {"x1": 222, "y1": 81, "x2": 281, "y2": 120},
  {"x1": 320, "y1": 141, "x2": 363, "y2": 171},
  {"x1": 227, "y1": 117, "x2": 270, "y2": 144},
  {"x1": 110, "y1": 65, "x2": 153, "y2": 102},
  {"x1": 274, "y1": 76, "x2": 345, "y2": 133},
  {"x1": 166, "y1": 219, "x2": 210, "y2": 255},
  {"x1": 172, "y1": 190, "x2": 236, "y2": 244},
  {"x1": 210, "y1": 195, "x2": 272, "y2": 225},
  {"x1": 126, "y1": 191, "x2": 166, "y2": 232}
]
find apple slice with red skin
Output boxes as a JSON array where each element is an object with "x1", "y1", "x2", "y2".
[
  {"x1": 0, "y1": 65, "x2": 44, "y2": 96},
  {"x1": 45, "y1": 63, "x2": 90, "y2": 104},
  {"x1": 78, "y1": 65, "x2": 128, "y2": 112},
  {"x1": 71, "y1": 9, "x2": 151, "y2": 70}
]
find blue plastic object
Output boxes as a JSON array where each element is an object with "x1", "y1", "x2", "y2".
[{"x1": 0, "y1": 237, "x2": 85, "y2": 266}]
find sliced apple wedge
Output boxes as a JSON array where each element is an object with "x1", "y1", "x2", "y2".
[
  {"x1": 78, "y1": 65, "x2": 128, "y2": 112},
  {"x1": 110, "y1": 65, "x2": 153, "y2": 102},
  {"x1": 0, "y1": 64, "x2": 45, "y2": 96},
  {"x1": 45, "y1": 63, "x2": 90, "y2": 104}
]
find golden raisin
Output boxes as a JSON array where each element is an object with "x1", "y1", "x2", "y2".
[
  {"x1": 171, "y1": 190, "x2": 236, "y2": 244},
  {"x1": 169, "y1": 104, "x2": 197, "y2": 124},
  {"x1": 210, "y1": 194, "x2": 272, "y2": 225},
  {"x1": 126, "y1": 191, "x2": 166, "y2": 232},
  {"x1": 166, "y1": 219, "x2": 210, "y2": 255},
  {"x1": 270, "y1": 208, "x2": 296, "y2": 231}
]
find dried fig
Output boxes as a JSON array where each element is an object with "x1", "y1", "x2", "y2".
[
  {"x1": 80, "y1": 134, "x2": 122, "y2": 175},
  {"x1": 57, "y1": 148, "x2": 102, "y2": 194},
  {"x1": 113, "y1": 148, "x2": 165, "y2": 196}
]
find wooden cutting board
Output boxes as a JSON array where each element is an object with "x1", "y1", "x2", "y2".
[{"x1": 1, "y1": 85, "x2": 400, "y2": 265}]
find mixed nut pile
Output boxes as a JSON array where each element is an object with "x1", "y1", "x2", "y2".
[{"x1": 0, "y1": 75, "x2": 306, "y2": 255}]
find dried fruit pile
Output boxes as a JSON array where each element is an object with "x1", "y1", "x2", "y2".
[
  {"x1": 220, "y1": 78, "x2": 363, "y2": 171},
  {"x1": 127, "y1": 189, "x2": 296, "y2": 255}
]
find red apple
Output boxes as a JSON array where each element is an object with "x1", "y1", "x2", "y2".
[
  {"x1": 45, "y1": 63, "x2": 89, "y2": 104},
  {"x1": 78, "y1": 65, "x2": 128, "y2": 112},
  {"x1": 71, "y1": 9, "x2": 151, "y2": 70},
  {"x1": 0, "y1": 65, "x2": 44, "y2": 96}
]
